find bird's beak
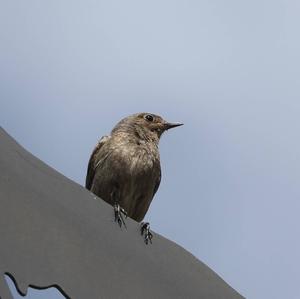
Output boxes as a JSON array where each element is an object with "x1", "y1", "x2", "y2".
[{"x1": 164, "y1": 122, "x2": 184, "y2": 130}]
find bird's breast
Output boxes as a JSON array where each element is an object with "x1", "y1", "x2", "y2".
[
  {"x1": 106, "y1": 138, "x2": 160, "y2": 179},
  {"x1": 129, "y1": 145, "x2": 159, "y2": 175}
]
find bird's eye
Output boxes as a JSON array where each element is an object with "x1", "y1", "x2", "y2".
[{"x1": 145, "y1": 114, "x2": 154, "y2": 122}]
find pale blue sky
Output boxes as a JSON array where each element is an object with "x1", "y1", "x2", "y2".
[{"x1": 1, "y1": 1, "x2": 300, "y2": 298}]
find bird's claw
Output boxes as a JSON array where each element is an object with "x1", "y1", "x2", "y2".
[
  {"x1": 141, "y1": 222, "x2": 153, "y2": 244},
  {"x1": 114, "y1": 203, "x2": 127, "y2": 228}
]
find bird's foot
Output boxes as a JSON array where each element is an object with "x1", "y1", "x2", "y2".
[
  {"x1": 114, "y1": 203, "x2": 127, "y2": 228},
  {"x1": 141, "y1": 222, "x2": 153, "y2": 244}
]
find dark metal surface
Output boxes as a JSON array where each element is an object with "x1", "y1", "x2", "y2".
[{"x1": 0, "y1": 127, "x2": 244, "y2": 299}]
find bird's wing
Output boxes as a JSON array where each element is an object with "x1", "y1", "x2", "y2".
[
  {"x1": 152, "y1": 164, "x2": 161, "y2": 197},
  {"x1": 85, "y1": 135, "x2": 110, "y2": 190}
]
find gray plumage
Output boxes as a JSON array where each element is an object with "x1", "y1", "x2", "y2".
[{"x1": 86, "y1": 112, "x2": 182, "y2": 222}]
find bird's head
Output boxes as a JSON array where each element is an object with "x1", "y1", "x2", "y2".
[{"x1": 112, "y1": 113, "x2": 183, "y2": 143}]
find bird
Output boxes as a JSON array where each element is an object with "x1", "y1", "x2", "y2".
[{"x1": 85, "y1": 112, "x2": 183, "y2": 243}]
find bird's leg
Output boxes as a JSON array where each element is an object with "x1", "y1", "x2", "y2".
[
  {"x1": 111, "y1": 190, "x2": 127, "y2": 228},
  {"x1": 141, "y1": 222, "x2": 153, "y2": 244},
  {"x1": 114, "y1": 203, "x2": 127, "y2": 228}
]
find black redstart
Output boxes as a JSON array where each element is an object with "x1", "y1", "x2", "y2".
[{"x1": 86, "y1": 112, "x2": 183, "y2": 243}]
